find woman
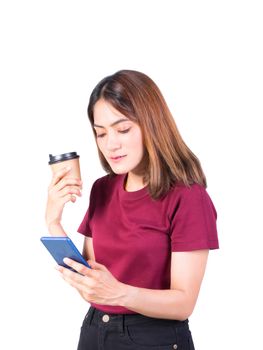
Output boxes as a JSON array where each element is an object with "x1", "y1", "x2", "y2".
[{"x1": 46, "y1": 70, "x2": 219, "y2": 350}]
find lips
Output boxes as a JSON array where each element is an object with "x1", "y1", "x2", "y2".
[{"x1": 109, "y1": 155, "x2": 127, "y2": 162}]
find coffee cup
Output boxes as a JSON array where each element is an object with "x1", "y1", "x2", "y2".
[{"x1": 48, "y1": 152, "x2": 81, "y2": 180}]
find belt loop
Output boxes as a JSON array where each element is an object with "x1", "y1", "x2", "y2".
[
  {"x1": 88, "y1": 307, "x2": 96, "y2": 325},
  {"x1": 121, "y1": 314, "x2": 125, "y2": 334}
]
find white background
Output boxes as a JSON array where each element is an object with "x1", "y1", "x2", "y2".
[{"x1": 0, "y1": 1, "x2": 262, "y2": 349}]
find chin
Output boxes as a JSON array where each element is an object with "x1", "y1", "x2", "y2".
[
  {"x1": 109, "y1": 161, "x2": 144, "y2": 176},
  {"x1": 109, "y1": 164, "x2": 134, "y2": 175},
  {"x1": 111, "y1": 169, "x2": 129, "y2": 175}
]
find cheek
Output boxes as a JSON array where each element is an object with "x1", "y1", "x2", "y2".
[
  {"x1": 135, "y1": 140, "x2": 144, "y2": 156},
  {"x1": 130, "y1": 137, "x2": 145, "y2": 161},
  {"x1": 129, "y1": 134, "x2": 144, "y2": 157},
  {"x1": 96, "y1": 139, "x2": 105, "y2": 152},
  {"x1": 134, "y1": 130, "x2": 143, "y2": 148},
  {"x1": 96, "y1": 142, "x2": 107, "y2": 159}
]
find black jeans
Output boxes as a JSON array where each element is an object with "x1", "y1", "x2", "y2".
[{"x1": 77, "y1": 307, "x2": 195, "y2": 350}]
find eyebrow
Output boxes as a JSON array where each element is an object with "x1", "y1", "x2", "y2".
[{"x1": 93, "y1": 118, "x2": 130, "y2": 129}]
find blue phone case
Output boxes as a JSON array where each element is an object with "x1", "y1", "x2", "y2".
[{"x1": 40, "y1": 236, "x2": 91, "y2": 271}]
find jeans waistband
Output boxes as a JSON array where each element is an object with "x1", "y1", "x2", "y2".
[{"x1": 86, "y1": 306, "x2": 189, "y2": 328}]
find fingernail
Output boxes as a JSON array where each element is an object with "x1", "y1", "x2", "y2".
[{"x1": 63, "y1": 257, "x2": 70, "y2": 264}]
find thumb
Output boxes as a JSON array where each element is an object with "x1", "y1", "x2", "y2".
[{"x1": 87, "y1": 260, "x2": 107, "y2": 271}]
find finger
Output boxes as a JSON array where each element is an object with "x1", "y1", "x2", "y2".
[
  {"x1": 57, "y1": 265, "x2": 91, "y2": 290},
  {"x1": 62, "y1": 274, "x2": 94, "y2": 298},
  {"x1": 70, "y1": 195, "x2": 76, "y2": 203},
  {"x1": 58, "y1": 194, "x2": 77, "y2": 206},
  {"x1": 87, "y1": 260, "x2": 107, "y2": 271},
  {"x1": 55, "y1": 265, "x2": 63, "y2": 273},
  {"x1": 63, "y1": 258, "x2": 92, "y2": 276},
  {"x1": 57, "y1": 185, "x2": 82, "y2": 198},
  {"x1": 56, "y1": 264, "x2": 90, "y2": 282},
  {"x1": 56, "y1": 265, "x2": 97, "y2": 302},
  {"x1": 49, "y1": 166, "x2": 72, "y2": 188},
  {"x1": 55, "y1": 177, "x2": 83, "y2": 192}
]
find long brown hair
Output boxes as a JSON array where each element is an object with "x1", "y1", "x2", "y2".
[{"x1": 87, "y1": 69, "x2": 207, "y2": 199}]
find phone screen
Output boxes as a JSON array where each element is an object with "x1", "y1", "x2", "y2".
[{"x1": 40, "y1": 236, "x2": 91, "y2": 271}]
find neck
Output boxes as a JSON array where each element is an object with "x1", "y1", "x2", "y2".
[{"x1": 125, "y1": 173, "x2": 145, "y2": 192}]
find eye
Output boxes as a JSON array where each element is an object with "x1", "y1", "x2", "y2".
[
  {"x1": 96, "y1": 133, "x2": 106, "y2": 138},
  {"x1": 118, "y1": 128, "x2": 131, "y2": 134}
]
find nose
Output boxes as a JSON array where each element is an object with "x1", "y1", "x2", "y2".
[{"x1": 106, "y1": 131, "x2": 121, "y2": 151}]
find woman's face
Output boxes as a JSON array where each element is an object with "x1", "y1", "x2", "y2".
[{"x1": 93, "y1": 99, "x2": 145, "y2": 176}]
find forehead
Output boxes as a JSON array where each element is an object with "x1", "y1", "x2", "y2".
[{"x1": 93, "y1": 99, "x2": 129, "y2": 125}]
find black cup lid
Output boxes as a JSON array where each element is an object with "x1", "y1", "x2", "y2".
[{"x1": 49, "y1": 152, "x2": 79, "y2": 165}]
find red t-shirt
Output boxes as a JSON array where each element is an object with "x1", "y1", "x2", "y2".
[{"x1": 78, "y1": 174, "x2": 219, "y2": 314}]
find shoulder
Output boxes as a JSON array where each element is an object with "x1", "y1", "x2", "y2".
[
  {"x1": 168, "y1": 183, "x2": 219, "y2": 251},
  {"x1": 92, "y1": 174, "x2": 121, "y2": 188},
  {"x1": 92, "y1": 174, "x2": 110, "y2": 188},
  {"x1": 166, "y1": 182, "x2": 217, "y2": 218},
  {"x1": 167, "y1": 182, "x2": 207, "y2": 201},
  {"x1": 90, "y1": 174, "x2": 123, "y2": 198}
]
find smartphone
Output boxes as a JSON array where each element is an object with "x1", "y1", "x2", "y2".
[{"x1": 40, "y1": 236, "x2": 91, "y2": 271}]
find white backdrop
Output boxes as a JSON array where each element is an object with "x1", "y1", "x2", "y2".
[{"x1": 0, "y1": 1, "x2": 262, "y2": 349}]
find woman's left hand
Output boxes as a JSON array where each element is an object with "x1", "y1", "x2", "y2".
[{"x1": 56, "y1": 259, "x2": 129, "y2": 306}]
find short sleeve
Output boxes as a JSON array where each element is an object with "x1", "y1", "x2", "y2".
[
  {"x1": 77, "y1": 208, "x2": 92, "y2": 237},
  {"x1": 170, "y1": 184, "x2": 219, "y2": 252},
  {"x1": 77, "y1": 180, "x2": 98, "y2": 237}
]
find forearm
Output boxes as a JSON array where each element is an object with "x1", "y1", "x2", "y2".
[
  {"x1": 121, "y1": 284, "x2": 193, "y2": 321},
  {"x1": 47, "y1": 222, "x2": 68, "y2": 236}
]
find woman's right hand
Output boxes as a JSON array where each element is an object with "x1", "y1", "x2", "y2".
[{"x1": 45, "y1": 166, "x2": 82, "y2": 230}]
